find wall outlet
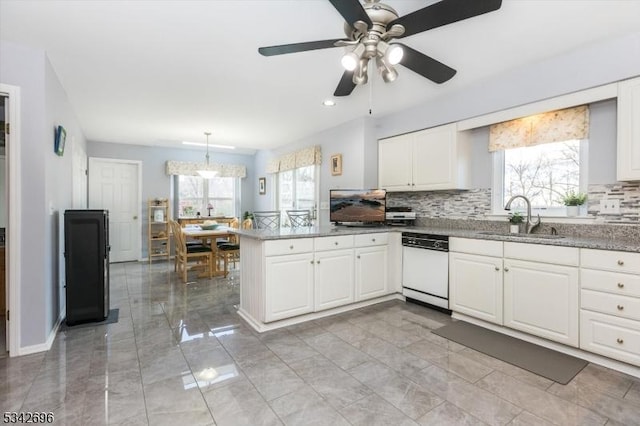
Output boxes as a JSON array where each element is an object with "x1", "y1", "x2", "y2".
[{"x1": 600, "y1": 199, "x2": 620, "y2": 214}]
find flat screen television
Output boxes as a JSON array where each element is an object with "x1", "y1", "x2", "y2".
[{"x1": 330, "y1": 189, "x2": 387, "y2": 226}]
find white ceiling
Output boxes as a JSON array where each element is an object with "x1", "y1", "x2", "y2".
[{"x1": 1, "y1": 0, "x2": 639, "y2": 152}]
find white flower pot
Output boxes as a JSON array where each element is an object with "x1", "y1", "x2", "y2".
[
  {"x1": 509, "y1": 224, "x2": 520, "y2": 233},
  {"x1": 566, "y1": 206, "x2": 579, "y2": 217}
]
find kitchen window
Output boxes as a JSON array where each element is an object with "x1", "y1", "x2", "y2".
[
  {"x1": 490, "y1": 105, "x2": 589, "y2": 216},
  {"x1": 277, "y1": 165, "x2": 317, "y2": 221},
  {"x1": 177, "y1": 175, "x2": 239, "y2": 217}
]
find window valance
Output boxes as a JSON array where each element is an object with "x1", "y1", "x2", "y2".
[
  {"x1": 266, "y1": 145, "x2": 322, "y2": 173},
  {"x1": 489, "y1": 105, "x2": 589, "y2": 152},
  {"x1": 165, "y1": 161, "x2": 246, "y2": 178}
]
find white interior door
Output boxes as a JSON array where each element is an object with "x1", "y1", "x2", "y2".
[{"x1": 88, "y1": 158, "x2": 141, "y2": 262}]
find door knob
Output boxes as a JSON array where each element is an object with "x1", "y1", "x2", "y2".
[
  {"x1": 617, "y1": 305, "x2": 624, "y2": 311},
  {"x1": 504, "y1": 267, "x2": 509, "y2": 272},
  {"x1": 494, "y1": 266, "x2": 500, "y2": 271},
  {"x1": 617, "y1": 338, "x2": 624, "y2": 344},
  {"x1": 618, "y1": 260, "x2": 624, "y2": 266},
  {"x1": 618, "y1": 283, "x2": 624, "y2": 288}
]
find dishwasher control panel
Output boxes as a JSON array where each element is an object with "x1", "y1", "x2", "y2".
[{"x1": 401, "y1": 232, "x2": 449, "y2": 251}]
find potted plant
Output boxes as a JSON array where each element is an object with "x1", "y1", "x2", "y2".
[
  {"x1": 508, "y1": 212, "x2": 524, "y2": 233},
  {"x1": 562, "y1": 191, "x2": 587, "y2": 216}
]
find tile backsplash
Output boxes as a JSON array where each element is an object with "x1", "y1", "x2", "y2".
[{"x1": 387, "y1": 183, "x2": 640, "y2": 242}]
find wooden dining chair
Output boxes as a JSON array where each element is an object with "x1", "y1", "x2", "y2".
[
  {"x1": 286, "y1": 209, "x2": 312, "y2": 227},
  {"x1": 252, "y1": 210, "x2": 281, "y2": 229},
  {"x1": 170, "y1": 220, "x2": 213, "y2": 283},
  {"x1": 215, "y1": 218, "x2": 240, "y2": 277}
]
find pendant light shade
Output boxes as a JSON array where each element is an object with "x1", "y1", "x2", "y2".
[{"x1": 197, "y1": 131, "x2": 218, "y2": 178}]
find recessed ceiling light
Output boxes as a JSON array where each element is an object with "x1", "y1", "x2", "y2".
[
  {"x1": 182, "y1": 141, "x2": 235, "y2": 149},
  {"x1": 322, "y1": 100, "x2": 336, "y2": 107}
]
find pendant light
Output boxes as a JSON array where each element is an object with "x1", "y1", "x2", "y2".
[{"x1": 197, "y1": 131, "x2": 217, "y2": 179}]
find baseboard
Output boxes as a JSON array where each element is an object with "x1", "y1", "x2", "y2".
[{"x1": 16, "y1": 313, "x2": 63, "y2": 356}]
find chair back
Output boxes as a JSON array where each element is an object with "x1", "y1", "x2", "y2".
[
  {"x1": 252, "y1": 210, "x2": 281, "y2": 230},
  {"x1": 286, "y1": 209, "x2": 312, "y2": 227},
  {"x1": 241, "y1": 218, "x2": 253, "y2": 229},
  {"x1": 169, "y1": 220, "x2": 185, "y2": 254}
]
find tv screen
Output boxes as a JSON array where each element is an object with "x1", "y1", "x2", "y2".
[{"x1": 330, "y1": 189, "x2": 387, "y2": 224}]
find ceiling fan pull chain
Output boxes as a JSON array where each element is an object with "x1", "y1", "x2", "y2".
[{"x1": 368, "y1": 76, "x2": 373, "y2": 115}]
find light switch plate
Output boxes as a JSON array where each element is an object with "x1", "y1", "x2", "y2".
[{"x1": 599, "y1": 199, "x2": 620, "y2": 214}]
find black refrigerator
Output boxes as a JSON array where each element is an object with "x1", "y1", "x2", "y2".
[{"x1": 64, "y1": 209, "x2": 110, "y2": 326}]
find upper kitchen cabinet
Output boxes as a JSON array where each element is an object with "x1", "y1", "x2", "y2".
[
  {"x1": 617, "y1": 76, "x2": 640, "y2": 181},
  {"x1": 378, "y1": 123, "x2": 470, "y2": 191}
]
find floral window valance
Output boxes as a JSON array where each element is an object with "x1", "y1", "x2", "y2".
[
  {"x1": 489, "y1": 105, "x2": 589, "y2": 152},
  {"x1": 266, "y1": 145, "x2": 322, "y2": 173},
  {"x1": 165, "y1": 161, "x2": 246, "y2": 178}
]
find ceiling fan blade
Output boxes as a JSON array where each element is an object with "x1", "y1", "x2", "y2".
[
  {"x1": 259, "y1": 39, "x2": 348, "y2": 56},
  {"x1": 396, "y1": 43, "x2": 456, "y2": 84},
  {"x1": 328, "y1": 0, "x2": 372, "y2": 28},
  {"x1": 389, "y1": 0, "x2": 502, "y2": 38},
  {"x1": 334, "y1": 71, "x2": 356, "y2": 97}
]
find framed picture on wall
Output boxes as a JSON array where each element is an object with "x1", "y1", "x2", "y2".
[
  {"x1": 331, "y1": 154, "x2": 342, "y2": 176},
  {"x1": 54, "y1": 125, "x2": 66, "y2": 156},
  {"x1": 259, "y1": 177, "x2": 266, "y2": 195}
]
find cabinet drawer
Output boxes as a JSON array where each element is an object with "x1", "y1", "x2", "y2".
[
  {"x1": 581, "y1": 269, "x2": 640, "y2": 297},
  {"x1": 450, "y1": 237, "x2": 503, "y2": 257},
  {"x1": 264, "y1": 238, "x2": 314, "y2": 256},
  {"x1": 581, "y1": 289, "x2": 640, "y2": 321},
  {"x1": 354, "y1": 232, "x2": 388, "y2": 247},
  {"x1": 504, "y1": 242, "x2": 579, "y2": 266},
  {"x1": 581, "y1": 249, "x2": 640, "y2": 274},
  {"x1": 314, "y1": 235, "x2": 354, "y2": 251},
  {"x1": 580, "y1": 310, "x2": 640, "y2": 367}
]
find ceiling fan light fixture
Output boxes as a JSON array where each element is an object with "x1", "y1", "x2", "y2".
[
  {"x1": 386, "y1": 44, "x2": 403, "y2": 65},
  {"x1": 376, "y1": 56, "x2": 398, "y2": 83},
  {"x1": 341, "y1": 43, "x2": 365, "y2": 71},
  {"x1": 196, "y1": 131, "x2": 218, "y2": 179},
  {"x1": 353, "y1": 58, "x2": 369, "y2": 85}
]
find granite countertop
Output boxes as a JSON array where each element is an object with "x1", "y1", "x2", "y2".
[{"x1": 233, "y1": 225, "x2": 640, "y2": 253}]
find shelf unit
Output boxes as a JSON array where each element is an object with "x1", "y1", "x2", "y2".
[{"x1": 148, "y1": 198, "x2": 170, "y2": 263}]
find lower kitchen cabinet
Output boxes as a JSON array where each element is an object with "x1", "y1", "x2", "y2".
[
  {"x1": 450, "y1": 252, "x2": 503, "y2": 325},
  {"x1": 504, "y1": 258, "x2": 579, "y2": 347},
  {"x1": 265, "y1": 252, "x2": 314, "y2": 322},
  {"x1": 314, "y1": 249, "x2": 354, "y2": 311},
  {"x1": 355, "y1": 245, "x2": 388, "y2": 301}
]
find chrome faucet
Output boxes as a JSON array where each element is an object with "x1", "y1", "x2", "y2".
[{"x1": 504, "y1": 195, "x2": 541, "y2": 234}]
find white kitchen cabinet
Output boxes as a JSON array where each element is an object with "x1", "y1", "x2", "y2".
[
  {"x1": 503, "y1": 258, "x2": 579, "y2": 347},
  {"x1": 265, "y1": 252, "x2": 315, "y2": 322},
  {"x1": 617, "y1": 76, "x2": 640, "y2": 181},
  {"x1": 355, "y1": 245, "x2": 388, "y2": 301},
  {"x1": 314, "y1": 248, "x2": 354, "y2": 311},
  {"x1": 580, "y1": 248, "x2": 640, "y2": 366},
  {"x1": 450, "y1": 252, "x2": 503, "y2": 325},
  {"x1": 378, "y1": 123, "x2": 470, "y2": 191}
]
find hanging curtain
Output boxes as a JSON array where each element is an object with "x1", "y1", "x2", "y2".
[
  {"x1": 267, "y1": 145, "x2": 322, "y2": 173},
  {"x1": 489, "y1": 105, "x2": 589, "y2": 152},
  {"x1": 165, "y1": 161, "x2": 246, "y2": 177}
]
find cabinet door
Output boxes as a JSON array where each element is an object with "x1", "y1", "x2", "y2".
[
  {"x1": 265, "y1": 253, "x2": 314, "y2": 322},
  {"x1": 355, "y1": 246, "x2": 388, "y2": 301},
  {"x1": 504, "y1": 259, "x2": 579, "y2": 347},
  {"x1": 314, "y1": 249, "x2": 354, "y2": 311},
  {"x1": 378, "y1": 134, "x2": 413, "y2": 191},
  {"x1": 617, "y1": 76, "x2": 640, "y2": 181},
  {"x1": 413, "y1": 123, "x2": 461, "y2": 190},
  {"x1": 449, "y1": 252, "x2": 503, "y2": 325}
]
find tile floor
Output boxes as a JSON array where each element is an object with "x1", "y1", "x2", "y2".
[{"x1": 1, "y1": 261, "x2": 640, "y2": 425}]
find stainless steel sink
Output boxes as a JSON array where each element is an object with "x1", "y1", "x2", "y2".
[{"x1": 477, "y1": 231, "x2": 565, "y2": 239}]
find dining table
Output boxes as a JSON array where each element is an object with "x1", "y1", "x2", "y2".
[{"x1": 182, "y1": 225, "x2": 235, "y2": 277}]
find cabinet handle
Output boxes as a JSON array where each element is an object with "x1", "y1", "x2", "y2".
[
  {"x1": 310, "y1": 260, "x2": 314, "y2": 264},
  {"x1": 412, "y1": 183, "x2": 415, "y2": 186},
  {"x1": 372, "y1": 238, "x2": 376, "y2": 242},
  {"x1": 334, "y1": 242, "x2": 338, "y2": 245},
  {"x1": 495, "y1": 266, "x2": 500, "y2": 271},
  {"x1": 357, "y1": 255, "x2": 361, "y2": 259},
  {"x1": 618, "y1": 260, "x2": 624, "y2": 266},
  {"x1": 290, "y1": 245, "x2": 294, "y2": 250},
  {"x1": 407, "y1": 183, "x2": 411, "y2": 186},
  {"x1": 617, "y1": 305, "x2": 624, "y2": 311},
  {"x1": 504, "y1": 267, "x2": 509, "y2": 272},
  {"x1": 617, "y1": 338, "x2": 624, "y2": 344},
  {"x1": 618, "y1": 282, "x2": 625, "y2": 289},
  {"x1": 317, "y1": 260, "x2": 320, "y2": 264}
]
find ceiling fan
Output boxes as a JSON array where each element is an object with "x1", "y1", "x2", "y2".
[{"x1": 258, "y1": 0, "x2": 502, "y2": 97}]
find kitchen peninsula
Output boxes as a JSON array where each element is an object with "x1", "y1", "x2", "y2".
[{"x1": 234, "y1": 226, "x2": 402, "y2": 332}]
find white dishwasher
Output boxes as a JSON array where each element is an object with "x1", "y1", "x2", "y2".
[{"x1": 401, "y1": 232, "x2": 450, "y2": 312}]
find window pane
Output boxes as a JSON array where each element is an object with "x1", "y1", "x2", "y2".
[
  {"x1": 207, "y1": 176, "x2": 236, "y2": 216},
  {"x1": 295, "y1": 166, "x2": 315, "y2": 210},
  {"x1": 503, "y1": 140, "x2": 580, "y2": 209},
  {"x1": 278, "y1": 171, "x2": 294, "y2": 210},
  {"x1": 178, "y1": 176, "x2": 205, "y2": 216}
]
